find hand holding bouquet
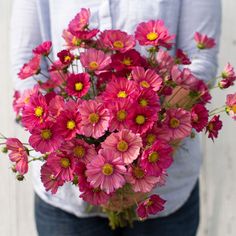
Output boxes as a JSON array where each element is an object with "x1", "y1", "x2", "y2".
[{"x1": 1, "y1": 8, "x2": 236, "y2": 229}]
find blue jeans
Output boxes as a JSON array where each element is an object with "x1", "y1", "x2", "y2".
[{"x1": 34, "y1": 181, "x2": 199, "y2": 236}]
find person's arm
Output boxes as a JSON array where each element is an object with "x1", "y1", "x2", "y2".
[
  {"x1": 177, "y1": 0, "x2": 221, "y2": 82},
  {"x1": 10, "y1": 0, "x2": 49, "y2": 92}
]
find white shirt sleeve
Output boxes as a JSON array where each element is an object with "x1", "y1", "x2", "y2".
[
  {"x1": 10, "y1": 0, "x2": 48, "y2": 91},
  {"x1": 176, "y1": 0, "x2": 222, "y2": 82}
]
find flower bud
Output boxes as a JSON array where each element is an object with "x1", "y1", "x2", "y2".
[{"x1": 1, "y1": 146, "x2": 8, "y2": 153}]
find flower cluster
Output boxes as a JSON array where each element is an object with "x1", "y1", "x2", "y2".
[{"x1": 1, "y1": 8, "x2": 236, "y2": 229}]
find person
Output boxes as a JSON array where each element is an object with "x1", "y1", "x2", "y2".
[{"x1": 10, "y1": 0, "x2": 221, "y2": 235}]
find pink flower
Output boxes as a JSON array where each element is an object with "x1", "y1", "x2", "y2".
[
  {"x1": 79, "y1": 100, "x2": 110, "y2": 139},
  {"x1": 56, "y1": 106, "x2": 81, "y2": 141},
  {"x1": 136, "y1": 195, "x2": 166, "y2": 219},
  {"x1": 162, "y1": 108, "x2": 192, "y2": 140},
  {"x1": 66, "y1": 73, "x2": 90, "y2": 98},
  {"x1": 99, "y1": 30, "x2": 136, "y2": 53},
  {"x1": 175, "y1": 49, "x2": 191, "y2": 65},
  {"x1": 60, "y1": 139, "x2": 97, "y2": 164},
  {"x1": 62, "y1": 30, "x2": 83, "y2": 49},
  {"x1": 57, "y1": 50, "x2": 74, "y2": 66},
  {"x1": 140, "y1": 140, "x2": 173, "y2": 177},
  {"x1": 80, "y1": 48, "x2": 111, "y2": 73},
  {"x1": 194, "y1": 32, "x2": 216, "y2": 49},
  {"x1": 135, "y1": 20, "x2": 175, "y2": 49},
  {"x1": 226, "y1": 93, "x2": 236, "y2": 120},
  {"x1": 126, "y1": 166, "x2": 159, "y2": 193},
  {"x1": 48, "y1": 95, "x2": 64, "y2": 118},
  {"x1": 29, "y1": 121, "x2": 63, "y2": 153},
  {"x1": 102, "y1": 77, "x2": 138, "y2": 103},
  {"x1": 6, "y1": 138, "x2": 28, "y2": 175},
  {"x1": 206, "y1": 115, "x2": 223, "y2": 141},
  {"x1": 127, "y1": 107, "x2": 157, "y2": 135},
  {"x1": 86, "y1": 149, "x2": 126, "y2": 194},
  {"x1": 108, "y1": 100, "x2": 132, "y2": 132},
  {"x1": 40, "y1": 163, "x2": 64, "y2": 194},
  {"x1": 33, "y1": 41, "x2": 52, "y2": 56},
  {"x1": 155, "y1": 49, "x2": 174, "y2": 74},
  {"x1": 18, "y1": 55, "x2": 41, "y2": 79},
  {"x1": 80, "y1": 185, "x2": 111, "y2": 206},
  {"x1": 46, "y1": 152, "x2": 76, "y2": 181},
  {"x1": 131, "y1": 67, "x2": 162, "y2": 91},
  {"x1": 102, "y1": 129, "x2": 143, "y2": 165},
  {"x1": 219, "y1": 63, "x2": 236, "y2": 89},
  {"x1": 21, "y1": 92, "x2": 48, "y2": 130},
  {"x1": 171, "y1": 66, "x2": 198, "y2": 90},
  {"x1": 191, "y1": 104, "x2": 209, "y2": 132}
]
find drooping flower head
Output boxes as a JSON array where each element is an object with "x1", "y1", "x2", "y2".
[
  {"x1": 226, "y1": 93, "x2": 236, "y2": 120},
  {"x1": 155, "y1": 49, "x2": 174, "y2": 74},
  {"x1": 102, "y1": 129, "x2": 143, "y2": 164},
  {"x1": 140, "y1": 140, "x2": 173, "y2": 177},
  {"x1": 162, "y1": 108, "x2": 192, "y2": 140},
  {"x1": 33, "y1": 41, "x2": 52, "y2": 56},
  {"x1": 79, "y1": 100, "x2": 110, "y2": 138},
  {"x1": 175, "y1": 49, "x2": 191, "y2": 65},
  {"x1": 131, "y1": 67, "x2": 162, "y2": 91},
  {"x1": 218, "y1": 63, "x2": 236, "y2": 89},
  {"x1": 18, "y1": 55, "x2": 41, "y2": 80},
  {"x1": 194, "y1": 32, "x2": 216, "y2": 49},
  {"x1": 191, "y1": 104, "x2": 209, "y2": 132},
  {"x1": 99, "y1": 30, "x2": 136, "y2": 53},
  {"x1": 86, "y1": 149, "x2": 126, "y2": 194},
  {"x1": 80, "y1": 48, "x2": 111, "y2": 73},
  {"x1": 6, "y1": 138, "x2": 29, "y2": 175},
  {"x1": 66, "y1": 73, "x2": 90, "y2": 98},
  {"x1": 206, "y1": 115, "x2": 223, "y2": 141},
  {"x1": 135, "y1": 20, "x2": 175, "y2": 49}
]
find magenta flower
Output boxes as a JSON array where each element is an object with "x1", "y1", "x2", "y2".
[
  {"x1": 156, "y1": 49, "x2": 174, "y2": 74},
  {"x1": 18, "y1": 55, "x2": 41, "y2": 80},
  {"x1": 33, "y1": 41, "x2": 52, "y2": 56},
  {"x1": 194, "y1": 32, "x2": 216, "y2": 49},
  {"x1": 226, "y1": 93, "x2": 236, "y2": 120},
  {"x1": 99, "y1": 29, "x2": 136, "y2": 53},
  {"x1": 29, "y1": 121, "x2": 63, "y2": 153},
  {"x1": 102, "y1": 129, "x2": 143, "y2": 164},
  {"x1": 140, "y1": 140, "x2": 173, "y2": 177},
  {"x1": 162, "y1": 108, "x2": 192, "y2": 140},
  {"x1": 80, "y1": 48, "x2": 111, "y2": 73},
  {"x1": 175, "y1": 49, "x2": 191, "y2": 65},
  {"x1": 57, "y1": 50, "x2": 74, "y2": 66},
  {"x1": 6, "y1": 138, "x2": 29, "y2": 175},
  {"x1": 131, "y1": 67, "x2": 162, "y2": 91},
  {"x1": 219, "y1": 63, "x2": 236, "y2": 89},
  {"x1": 136, "y1": 194, "x2": 166, "y2": 219},
  {"x1": 135, "y1": 20, "x2": 175, "y2": 49},
  {"x1": 79, "y1": 100, "x2": 110, "y2": 139},
  {"x1": 206, "y1": 115, "x2": 223, "y2": 141},
  {"x1": 191, "y1": 104, "x2": 209, "y2": 132},
  {"x1": 66, "y1": 73, "x2": 90, "y2": 98},
  {"x1": 86, "y1": 149, "x2": 126, "y2": 194}
]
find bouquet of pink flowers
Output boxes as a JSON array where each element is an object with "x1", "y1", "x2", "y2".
[{"x1": 1, "y1": 8, "x2": 236, "y2": 229}]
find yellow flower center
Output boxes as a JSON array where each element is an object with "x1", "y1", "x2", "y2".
[
  {"x1": 140, "y1": 80, "x2": 150, "y2": 88},
  {"x1": 208, "y1": 123, "x2": 214, "y2": 131},
  {"x1": 122, "y1": 58, "x2": 132, "y2": 66},
  {"x1": 64, "y1": 55, "x2": 71, "y2": 62},
  {"x1": 146, "y1": 134, "x2": 156, "y2": 145},
  {"x1": 139, "y1": 99, "x2": 148, "y2": 107},
  {"x1": 73, "y1": 145, "x2": 85, "y2": 158},
  {"x1": 74, "y1": 82, "x2": 84, "y2": 91},
  {"x1": 89, "y1": 61, "x2": 99, "y2": 70},
  {"x1": 117, "y1": 110, "x2": 127, "y2": 121},
  {"x1": 148, "y1": 152, "x2": 159, "y2": 163},
  {"x1": 89, "y1": 113, "x2": 100, "y2": 124},
  {"x1": 24, "y1": 97, "x2": 30, "y2": 104},
  {"x1": 135, "y1": 115, "x2": 146, "y2": 125},
  {"x1": 34, "y1": 106, "x2": 44, "y2": 117},
  {"x1": 170, "y1": 118, "x2": 180, "y2": 128},
  {"x1": 117, "y1": 140, "x2": 129, "y2": 152},
  {"x1": 146, "y1": 199, "x2": 153, "y2": 206},
  {"x1": 117, "y1": 91, "x2": 128, "y2": 98},
  {"x1": 41, "y1": 129, "x2": 52, "y2": 140},
  {"x1": 232, "y1": 105, "x2": 236, "y2": 113},
  {"x1": 102, "y1": 163, "x2": 114, "y2": 176},
  {"x1": 72, "y1": 37, "x2": 82, "y2": 46},
  {"x1": 146, "y1": 32, "x2": 158, "y2": 41},
  {"x1": 113, "y1": 40, "x2": 124, "y2": 49},
  {"x1": 60, "y1": 158, "x2": 70, "y2": 168},
  {"x1": 67, "y1": 120, "x2": 76, "y2": 130},
  {"x1": 133, "y1": 167, "x2": 145, "y2": 179}
]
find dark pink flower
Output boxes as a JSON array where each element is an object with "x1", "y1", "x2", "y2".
[
  {"x1": 33, "y1": 41, "x2": 52, "y2": 56},
  {"x1": 194, "y1": 32, "x2": 216, "y2": 49},
  {"x1": 18, "y1": 55, "x2": 41, "y2": 80},
  {"x1": 175, "y1": 49, "x2": 191, "y2": 65},
  {"x1": 57, "y1": 50, "x2": 74, "y2": 66},
  {"x1": 191, "y1": 104, "x2": 209, "y2": 132},
  {"x1": 219, "y1": 63, "x2": 236, "y2": 89},
  {"x1": 206, "y1": 115, "x2": 223, "y2": 141}
]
